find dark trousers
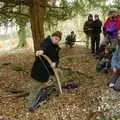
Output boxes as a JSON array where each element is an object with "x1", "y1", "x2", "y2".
[{"x1": 91, "y1": 34, "x2": 100, "y2": 55}]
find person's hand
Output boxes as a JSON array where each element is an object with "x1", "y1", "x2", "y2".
[
  {"x1": 112, "y1": 67, "x2": 117, "y2": 73},
  {"x1": 51, "y1": 62, "x2": 56, "y2": 68},
  {"x1": 36, "y1": 50, "x2": 44, "y2": 56},
  {"x1": 96, "y1": 59, "x2": 100, "y2": 63},
  {"x1": 88, "y1": 28, "x2": 92, "y2": 30}
]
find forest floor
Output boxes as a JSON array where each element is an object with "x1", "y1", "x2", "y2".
[{"x1": 0, "y1": 46, "x2": 120, "y2": 120}]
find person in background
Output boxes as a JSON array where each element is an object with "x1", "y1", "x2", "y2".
[
  {"x1": 91, "y1": 14, "x2": 102, "y2": 57},
  {"x1": 96, "y1": 47, "x2": 112, "y2": 73},
  {"x1": 99, "y1": 11, "x2": 113, "y2": 53},
  {"x1": 83, "y1": 14, "x2": 93, "y2": 48},
  {"x1": 101, "y1": 9, "x2": 120, "y2": 52},
  {"x1": 108, "y1": 30, "x2": 120, "y2": 90},
  {"x1": 65, "y1": 31, "x2": 76, "y2": 48},
  {"x1": 28, "y1": 31, "x2": 62, "y2": 111}
]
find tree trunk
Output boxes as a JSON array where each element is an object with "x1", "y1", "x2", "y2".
[
  {"x1": 30, "y1": 0, "x2": 47, "y2": 52},
  {"x1": 17, "y1": 23, "x2": 27, "y2": 48}
]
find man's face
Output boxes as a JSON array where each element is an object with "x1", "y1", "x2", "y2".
[
  {"x1": 108, "y1": 13, "x2": 112, "y2": 18},
  {"x1": 105, "y1": 49, "x2": 109, "y2": 54},
  {"x1": 89, "y1": 16, "x2": 93, "y2": 20},
  {"x1": 118, "y1": 31, "x2": 120, "y2": 40},
  {"x1": 111, "y1": 11, "x2": 118, "y2": 17},
  {"x1": 52, "y1": 36, "x2": 60, "y2": 44},
  {"x1": 95, "y1": 16, "x2": 99, "y2": 20}
]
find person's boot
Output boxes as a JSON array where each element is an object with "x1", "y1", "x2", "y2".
[{"x1": 108, "y1": 83, "x2": 115, "y2": 88}]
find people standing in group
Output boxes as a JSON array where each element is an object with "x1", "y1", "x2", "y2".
[
  {"x1": 65, "y1": 31, "x2": 76, "y2": 48},
  {"x1": 101, "y1": 9, "x2": 120, "y2": 51},
  {"x1": 91, "y1": 14, "x2": 102, "y2": 57},
  {"x1": 83, "y1": 14, "x2": 93, "y2": 48}
]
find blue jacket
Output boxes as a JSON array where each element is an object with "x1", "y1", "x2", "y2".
[{"x1": 111, "y1": 45, "x2": 120, "y2": 69}]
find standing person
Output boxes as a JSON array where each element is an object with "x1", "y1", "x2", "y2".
[
  {"x1": 102, "y1": 9, "x2": 120, "y2": 51},
  {"x1": 65, "y1": 31, "x2": 76, "y2": 48},
  {"x1": 28, "y1": 31, "x2": 62, "y2": 111},
  {"x1": 83, "y1": 14, "x2": 93, "y2": 48},
  {"x1": 91, "y1": 14, "x2": 102, "y2": 57},
  {"x1": 99, "y1": 11, "x2": 113, "y2": 53}
]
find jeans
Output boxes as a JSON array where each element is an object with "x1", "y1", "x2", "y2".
[
  {"x1": 91, "y1": 34, "x2": 100, "y2": 55},
  {"x1": 27, "y1": 76, "x2": 55, "y2": 108},
  {"x1": 86, "y1": 35, "x2": 92, "y2": 48}
]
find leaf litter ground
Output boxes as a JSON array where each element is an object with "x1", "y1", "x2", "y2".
[{"x1": 0, "y1": 46, "x2": 120, "y2": 120}]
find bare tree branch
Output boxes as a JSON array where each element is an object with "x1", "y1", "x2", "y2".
[
  {"x1": 40, "y1": 5, "x2": 63, "y2": 9},
  {"x1": 0, "y1": 11, "x2": 30, "y2": 17},
  {"x1": 0, "y1": 0, "x2": 32, "y2": 6}
]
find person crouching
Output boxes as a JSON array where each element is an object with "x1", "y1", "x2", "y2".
[
  {"x1": 96, "y1": 47, "x2": 112, "y2": 73},
  {"x1": 108, "y1": 30, "x2": 120, "y2": 90}
]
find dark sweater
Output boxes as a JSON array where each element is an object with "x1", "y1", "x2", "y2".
[
  {"x1": 99, "y1": 52, "x2": 112, "y2": 61},
  {"x1": 31, "y1": 36, "x2": 60, "y2": 82},
  {"x1": 83, "y1": 20, "x2": 93, "y2": 36},
  {"x1": 92, "y1": 20, "x2": 102, "y2": 35}
]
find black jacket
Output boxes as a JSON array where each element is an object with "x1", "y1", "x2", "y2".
[
  {"x1": 31, "y1": 36, "x2": 60, "y2": 82},
  {"x1": 92, "y1": 20, "x2": 102, "y2": 35},
  {"x1": 83, "y1": 20, "x2": 93, "y2": 36},
  {"x1": 65, "y1": 35, "x2": 76, "y2": 44}
]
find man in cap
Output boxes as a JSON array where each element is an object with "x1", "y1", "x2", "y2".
[
  {"x1": 101, "y1": 8, "x2": 120, "y2": 51},
  {"x1": 91, "y1": 14, "x2": 102, "y2": 57},
  {"x1": 83, "y1": 14, "x2": 93, "y2": 48}
]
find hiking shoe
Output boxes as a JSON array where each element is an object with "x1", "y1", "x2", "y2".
[
  {"x1": 109, "y1": 83, "x2": 115, "y2": 88},
  {"x1": 92, "y1": 54, "x2": 96, "y2": 57},
  {"x1": 91, "y1": 51, "x2": 95, "y2": 54},
  {"x1": 95, "y1": 55, "x2": 100, "y2": 59},
  {"x1": 27, "y1": 107, "x2": 34, "y2": 113},
  {"x1": 34, "y1": 100, "x2": 47, "y2": 109}
]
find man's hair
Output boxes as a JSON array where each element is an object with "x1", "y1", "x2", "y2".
[
  {"x1": 108, "y1": 8, "x2": 118, "y2": 14},
  {"x1": 52, "y1": 31, "x2": 62, "y2": 40},
  {"x1": 89, "y1": 14, "x2": 93, "y2": 17},
  {"x1": 88, "y1": 14, "x2": 93, "y2": 20},
  {"x1": 94, "y1": 14, "x2": 99, "y2": 17}
]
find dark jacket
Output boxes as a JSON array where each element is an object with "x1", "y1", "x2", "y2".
[
  {"x1": 99, "y1": 52, "x2": 112, "y2": 61},
  {"x1": 65, "y1": 34, "x2": 76, "y2": 44},
  {"x1": 92, "y1": 20, "x2": 102, "y2": 35},
  {"x1": 83, "y1": 20, "x2": 93, "y2": 36},
  {"x1": 31, "y1": 36, "x2": 60, "y2": 82},
  {"x1": 104, "y1": 15, "x2": 120, "y2": 39}
]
